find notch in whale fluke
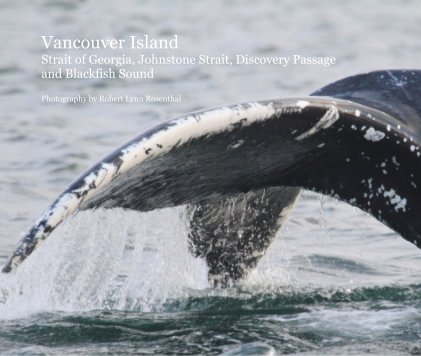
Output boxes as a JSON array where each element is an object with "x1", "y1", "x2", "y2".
[{"x1": 3, "y1": 70, "x2": 421, "y2": 286}]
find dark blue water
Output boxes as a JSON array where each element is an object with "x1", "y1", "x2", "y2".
[
  {"x1": 1, "y1": 286, "x2": 421, "y2": 354},
  {"x1": 0, "y1": 286, "x2": 421, "y2": 355},
  {"x1": 1, "y1": 0, "x2": 420, "y2": 354}
]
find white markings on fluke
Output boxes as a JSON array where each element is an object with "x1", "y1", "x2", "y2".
[
  {"x1": 383, "y1": 189, "x2": 407, "y2": 212},
  {"x1": 296, "y1": 100, "x2": 310, "y2": 109},
  {"x1": 4, "y1": 101, "x2": 279, "y2": 271},
  {"x1": 228, "y1": 139, "x2": 245, "y2": 149},
  {"x1": 295, "y1": 104, "x2": 339, "y2": 141},
  {"x1": 364, "y1": 127, "x2": 385, "y2": 142}
]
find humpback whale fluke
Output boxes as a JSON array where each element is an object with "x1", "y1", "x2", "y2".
[{"x1": 3, "y1": 70, "x2": 421, "y2": 286}]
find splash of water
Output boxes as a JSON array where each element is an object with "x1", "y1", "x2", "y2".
[{"x1": 0, "y1": 207, "x2": 211, "y2": 318}]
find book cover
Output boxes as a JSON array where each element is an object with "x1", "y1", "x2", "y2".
[{"x1": 0, "y1": 1, "x2": 420, "y2": 354}]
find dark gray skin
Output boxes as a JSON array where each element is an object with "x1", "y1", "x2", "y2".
[
  {"x1": 3, "y1": 70, "x2": 421, "y2": 287},
  {"x1": 188, "y1": 187, "x2": 300, "y2": 286}
]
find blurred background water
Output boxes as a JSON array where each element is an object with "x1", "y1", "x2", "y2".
[{"x1": 0, "y1": 0, "x2": 421, "y2": 354}]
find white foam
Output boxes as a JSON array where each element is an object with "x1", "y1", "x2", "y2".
[
  {"x1": 288, "y1": 305, "x2": 419, "y2": 336},
  {"x1": 0, "y1": 207, "x2": 210, "y2": 319}
]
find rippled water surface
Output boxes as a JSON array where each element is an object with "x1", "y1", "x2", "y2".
[{"x1": 1, "y1": 0, "x2": 421, "y2": 354}]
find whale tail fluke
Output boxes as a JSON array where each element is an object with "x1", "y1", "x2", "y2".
[{"x1": 3, "y1": 70, "x2": 421, "y2": 286}]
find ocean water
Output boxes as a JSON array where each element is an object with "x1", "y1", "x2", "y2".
[{"x1": 1, "y1": 0, "x2": 421, "y2": 354}]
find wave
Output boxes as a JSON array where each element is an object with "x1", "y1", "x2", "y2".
[
  {"x1": 163, "y1": 283, "x2": 421, "y2": 314},
  {"x1": 0, "y1": 285, "x2": 419, "y2": 355},
  {"x1": 0, "y1": 207, "x2": 419, "y2": 321}
]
